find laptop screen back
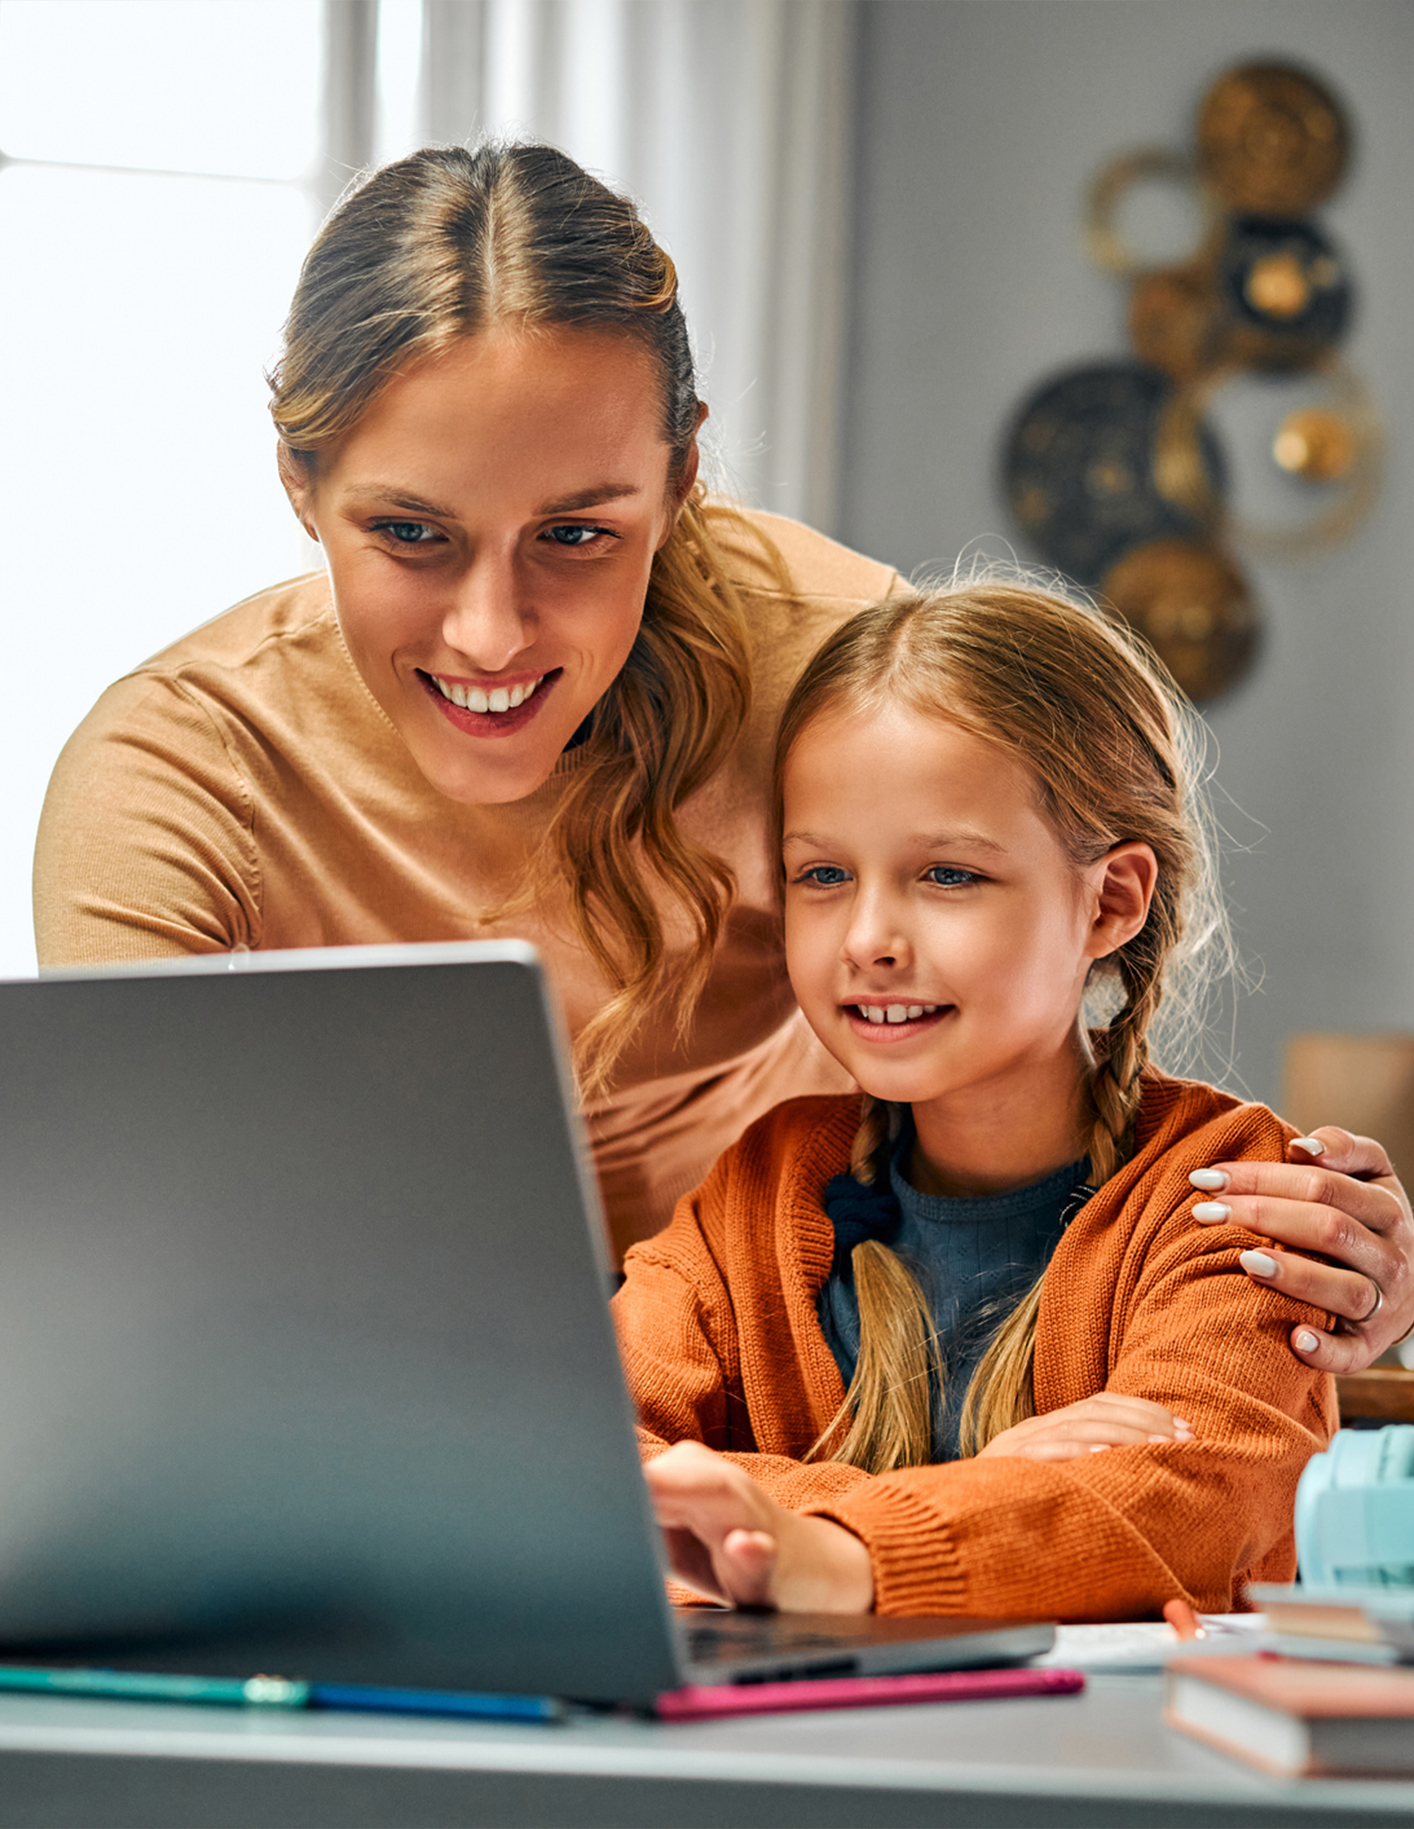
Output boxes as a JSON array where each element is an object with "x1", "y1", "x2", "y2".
[{"x1": 0, "y1": 944, "x2": 680, "y2": 1703}]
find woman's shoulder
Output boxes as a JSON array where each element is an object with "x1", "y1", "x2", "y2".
[
  {"x1": 63, "y1": 570, "x2": 387, "y2": 768},
  {"x1": 126, "y1": 570, "x2": 338, "y2": 683},
  {"x1": 704, "y1": 502, "x2": 903, "y2": 610}
]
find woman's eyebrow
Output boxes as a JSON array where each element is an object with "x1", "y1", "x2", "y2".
[
  {"x1": 536, "y1": 484, "x2": 642, "y2": 514},
  {"x1": 347, "y1": 486, "x2": 458, "y2": 517}
]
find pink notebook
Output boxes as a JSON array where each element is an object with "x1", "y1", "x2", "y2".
[{"x1": 656, "y1": 1665, "x2": 1084, "y2": 1721}]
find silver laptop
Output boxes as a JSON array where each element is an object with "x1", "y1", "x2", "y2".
[{"x1": 0, "y1": 943, "x2": 1050, "y2": 1706}]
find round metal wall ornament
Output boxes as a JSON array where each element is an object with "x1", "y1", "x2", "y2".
[
  {"x1": 1099, "y1": 540, "x2": 1260, "y2": 702},
  {"x1": 1086, "y1": 150, "x2": 1223, "y2": 277},
  {"x1": 1196, "y1": 63, "x2": 1350, "y2": 216},
  {"x1": 1217, "y1": 217, "x2": 1352, "y2": 369},
  {"x1": 1127, "y1": 263, "x2": 1225, "y2": 381},
  {"x1": 1002, "y1": 363, "x2": 1226, "y2": 587}
]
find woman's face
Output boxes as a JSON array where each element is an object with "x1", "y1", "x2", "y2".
[{"x1": 291, "y1": 326, "x2": 695, "y2": 805}]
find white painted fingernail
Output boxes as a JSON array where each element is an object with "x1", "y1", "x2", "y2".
[
  {"x1": 1193, "y1": 1202, "x2": 1231, "y2": 1222},
  {"x1": 1088, "y1": 1443, "x2": 1110, "y2": 1452},
  {"x1": 1291, "y1": 1137, "x2": 1326, "y2": 1157},
  {"x1": 1295, "y1": 1329, "x2": 1320, "y2": 1353},
  {"x1": 1241, "y1": 1250, "x2": 1278, "y2": 1278},
  {"x1": 1189, "y1": 1169, "x2": 1228, "y2": 1191}
]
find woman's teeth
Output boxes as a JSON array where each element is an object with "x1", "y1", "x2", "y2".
[
  {"x1": 431, "y1": 674, "x2": 543, "y2": 714},
  {"x1": 856, "y1": 1004, "x2": 940, "y2": 1025}
]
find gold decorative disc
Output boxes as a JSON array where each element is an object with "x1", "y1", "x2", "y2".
[
  {"x1": 1099, "y1": 540, "x2": 1259, "y2": 702},
  {"x1": 1197, "y1": 63, "x2": 1350, "y2": 216}
]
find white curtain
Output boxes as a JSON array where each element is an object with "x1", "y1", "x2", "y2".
[{"x1": 415, "y1": 0, "x2": 857, "y2": 532}]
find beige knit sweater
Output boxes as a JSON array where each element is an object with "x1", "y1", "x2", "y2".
[{"x1": 34, "y1": 508, "x2": 899, "y2": 1253}]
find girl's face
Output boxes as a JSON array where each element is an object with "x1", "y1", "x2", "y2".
[
  {"x1": 288, "y1": 326, "x2": 696, "y2": 805},
  {"x1": 782, "y1": 704, "x2": 1153, "y2": 1172}
]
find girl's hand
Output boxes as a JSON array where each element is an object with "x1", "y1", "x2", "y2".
[
  {"x1": 643, "y1": 1441, "x2": 875, "y2": 1613},
  {"x1": 976, "y1": 1393, "x2": 1193, "y2": 1463},
  {"x1": 1190, "y1": 1128, "x2": 1414, "y2": 1374}
]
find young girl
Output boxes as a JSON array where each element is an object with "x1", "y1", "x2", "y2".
[{"x1": 614, "y1": 581, "x2": 1336, "y2": 1620}]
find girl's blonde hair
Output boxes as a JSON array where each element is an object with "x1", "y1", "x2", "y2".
[
  {"x1": 772, "y1": 580, "x2": 1230, "y2": 1473},
  {"x1": 269, "y1": 141, "x2": 761, "y2": 1093}
]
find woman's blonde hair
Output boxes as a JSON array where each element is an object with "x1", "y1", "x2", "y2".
[
  {"x1": 269, "y1": 142, "x2": 761, "y2": 1092},
  {"x1": 772, "y1": 580, "x2": 1231, "y2": 1473}
]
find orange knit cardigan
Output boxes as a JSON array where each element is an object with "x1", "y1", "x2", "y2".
[{"x1": 613, "y1": 1075, "x2": 1338, "y2": 1619}]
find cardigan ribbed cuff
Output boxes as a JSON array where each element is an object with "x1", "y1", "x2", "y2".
[{"x1": 808, "y1": 1482, "x2": 969, "y2": 1615}]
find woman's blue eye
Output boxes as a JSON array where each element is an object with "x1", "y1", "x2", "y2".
[
  {"x1": 376, "y1": 520, "x2": 438, "y2": 545},
  {"x1": 543, "y1": 523, "x2": 608, "y2": 547},
  {"x1": 926, "y1": 866, "x2": 978, "y2": 888},
  {"x1": 797, "y1": 865, "x2": 851, "y2": 887}
]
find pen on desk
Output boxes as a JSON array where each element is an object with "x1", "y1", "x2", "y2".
[
  {"x1": 310, "y1": 1683, "x2": 564, "y2": 1722},
  {"x1": 0, "y1": 1667, "x2": 310, "y2": 1707},
  {"x1": 0, "y1": 1665, "x2": 564, "y2": 1724}
]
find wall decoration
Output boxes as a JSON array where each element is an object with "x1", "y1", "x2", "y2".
[{"x1": 1001, "y1": 61, "x2": 1382, "y2": 704}]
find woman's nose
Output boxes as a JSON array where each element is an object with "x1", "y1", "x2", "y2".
[{"x1": 441, "y1": 556, "x2": 534, "y2": 672}]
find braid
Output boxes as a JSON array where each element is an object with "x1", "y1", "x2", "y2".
[
  {"x1": 806, "y1": 1093, "x2": 940, "y2": 1474},
  {"x1": 849, "y1": 1093, "x2": 892, "y2": 1184},
  {"x1": 1085, "y1": 874, "x2": 1181, "y2": 1184}
]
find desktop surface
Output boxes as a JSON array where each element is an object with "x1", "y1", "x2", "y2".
[{"x1": 0, "y1": 1675, "x2": 1409, "y2": 1828}]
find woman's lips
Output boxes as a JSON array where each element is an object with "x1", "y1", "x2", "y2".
[
  {"x1": 419, "y1": 667, "x2": 561, "y2": 738},
  {"x1": 843, "y1": 1003, "x2": 952, "y2": 1041}
]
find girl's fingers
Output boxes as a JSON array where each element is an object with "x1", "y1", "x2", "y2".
[{"x1": 718, "y1": 1529, "x2": 778, "y2": 1607}]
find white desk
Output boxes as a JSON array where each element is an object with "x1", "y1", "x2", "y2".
[{"x1": 0, "y1": 1675, "x2": 1408, "y2": 1827}]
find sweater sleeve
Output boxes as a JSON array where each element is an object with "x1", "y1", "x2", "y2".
[
  {"x1": 810, "y1": 1217, "x2": 1335, "y2": 1619},
  {"x1": 34, "y1": 674, "x2": 261, "y2": 965}
]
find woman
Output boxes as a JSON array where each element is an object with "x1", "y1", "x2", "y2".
[{"x1": 33, "y1": 143, "x2": 1411, "y2": 1371}]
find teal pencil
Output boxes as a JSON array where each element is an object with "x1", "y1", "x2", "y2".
[{"x1": 0, "y1": 1666, "x2": 310, "y2": 1707}]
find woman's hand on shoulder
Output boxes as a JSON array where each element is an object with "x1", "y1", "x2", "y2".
[
  {"x1": 975, "y1": 1394, "x2": 1192, "y2": 1464},
  {"x1": 1189, "y1": 1128, "x2": 1414, "y2": 1374},
  {"x1": 644, "y1": 1441, "x2": 874, "y2": 1613}
]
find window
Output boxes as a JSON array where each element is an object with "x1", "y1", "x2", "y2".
[{"x1": 0, "y1": 0, "x2": 324, "y2": 974}]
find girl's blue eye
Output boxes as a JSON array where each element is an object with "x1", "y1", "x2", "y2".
[
  {"x1": 543, "y1": 524, "x2": 610, "y2": 547},
  {"x1": 375, "y1": 520, "x2": 439, "y2": 545},
  {"x1": 925, "y1": 866, "x2": 979, "y2": 888},
  {"x1": 796, "y1": 865, "x2": 851, "y2": 887}
]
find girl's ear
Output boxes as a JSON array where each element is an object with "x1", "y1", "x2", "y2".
[{"x1": 1085, "y1": 842, "x2": 1158, "y2": 960}]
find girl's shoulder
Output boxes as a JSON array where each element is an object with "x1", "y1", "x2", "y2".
[
  {"x1": 1063, "y1": 1070, "x2": 1295, "y2": 1276},
  {"x1": 693, "y1": 1092, "x2": 861, "y2": 1216},
  {"x1": 1132, "y1": 1069, "x2": 1294, "y2": 1172}
]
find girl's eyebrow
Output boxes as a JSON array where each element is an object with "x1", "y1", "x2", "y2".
[
  {"x1": 915, "y1": 830, "x2": 1008, "y2": 855},
  {"x1": 781, "y1": 829, "x2": 1008, "y2": 854}
]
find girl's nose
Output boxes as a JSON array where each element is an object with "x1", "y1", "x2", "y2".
[
  {"x1": 842, "y1": 895, "x2": 911, "y2": 970},
  {"x1": 441, "y1": 556, "x2": 534, "y2": 672}
]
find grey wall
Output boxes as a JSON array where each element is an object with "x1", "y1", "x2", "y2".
[{"x1": 838, "y1": 0, "x2": 1414, "y2": 1106}]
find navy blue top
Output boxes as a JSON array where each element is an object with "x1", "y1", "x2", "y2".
[{"x1": 818, "y1": 1124, "x2": 1091, "y2": 1461}]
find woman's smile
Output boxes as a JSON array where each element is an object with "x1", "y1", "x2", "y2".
[{"x1": 419, "y1": 667, "x2": 560, "y2": 737}]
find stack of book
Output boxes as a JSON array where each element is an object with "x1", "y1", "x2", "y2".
[{"x1": 1164, "y1": 1585, "x2": 1414, "y2": 1777}]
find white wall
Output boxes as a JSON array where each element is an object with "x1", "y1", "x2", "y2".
[{"x1": 838, "y1": 0, "x2": 1414, "y2": 1105}]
